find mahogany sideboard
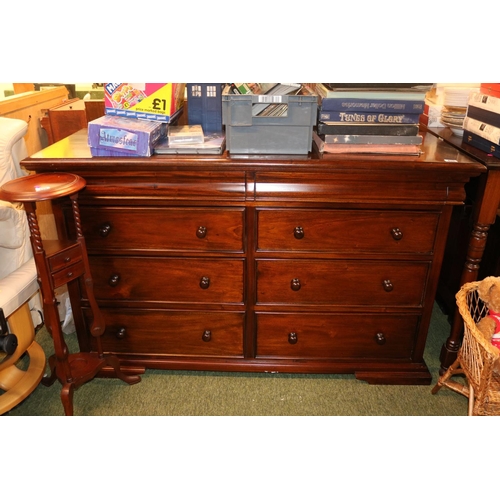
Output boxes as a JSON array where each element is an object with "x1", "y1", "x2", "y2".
[{"x1": 21, "y1": 128, "x2": 485, "y2": 385}]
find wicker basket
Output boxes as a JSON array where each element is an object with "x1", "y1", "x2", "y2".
[{"x1": 432, "y1": 279, "x2": 500, "y2": 416}]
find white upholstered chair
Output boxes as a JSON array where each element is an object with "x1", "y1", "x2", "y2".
[{"x1": 0, "y1": 116, "x2": 45, "y2": 414}]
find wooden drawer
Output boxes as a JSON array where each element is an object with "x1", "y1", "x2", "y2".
[
  {"x1": 256, "y1": 312, "x2": 419, "y2": 359},
  {"x1": 51, "y1": 260, "x2": 85, "y2": 288},
  {"x1": 80, "y1": 170, "x2": 246, "y2": 200},
  {"x1": 89, "y1": 256, "x2": 245, "y2": 304},
  {"x1": 80, "y1": 207, "x2": 245, "y2": 252},
  {"x1": 256, "y1": 259, "x2": 429, "y2": 306},
  {"x1": 47, "y1": 244, "x2": 82, "y2": 272},
  {"x1": 84, "y1": 308, "x2": 244, "y2": 357},
  {"x1": 257, "y1": 209, "x2": 439, "y2": 254}
]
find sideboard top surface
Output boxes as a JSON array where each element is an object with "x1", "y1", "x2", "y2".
[{"x1": 23, "y1": 128, "x2": 486, "y2": 177}]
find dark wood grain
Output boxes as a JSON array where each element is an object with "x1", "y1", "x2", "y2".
[{"x1": 20, "y1": 127, "x2": 486, "y2": 384}]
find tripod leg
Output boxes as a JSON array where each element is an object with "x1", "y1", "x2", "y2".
[
  {"x1": 60, "y1": 382, "x2": 75, "y2": 416},
  {"x1": 41, "y1": 354, "x2": 58, "y2": 387}
]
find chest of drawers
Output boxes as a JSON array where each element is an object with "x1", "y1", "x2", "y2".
[{"x1": 22, "y1": 129, "x2": 485, "y2": 384}]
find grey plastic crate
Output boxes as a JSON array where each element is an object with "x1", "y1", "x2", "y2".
[{"x1": 222, "y1": 94, "x2": 317, "y2": 154}]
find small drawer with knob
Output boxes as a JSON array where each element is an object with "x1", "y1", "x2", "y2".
[
  {"x1": 82, "y1": 307, "x2": 245, "y2": 357},
  {"x1": 256, "y1": 209, "x2": 439, "y2": 254},
  {"x1": 47, "y1": 244, "x2": 83, "y2": 273},
  {"x1": 51, "y1": 259, "x2": 86, "y2": 288},
  {"x1": 256, "y1": 312, "x2": 419, "y2": 359},
  {"x1": 80, "y1": 207, "x2": 245, "y2": 253},
  {"x1": 256, "y1": 259, "x2": 429, "y2": 306}
]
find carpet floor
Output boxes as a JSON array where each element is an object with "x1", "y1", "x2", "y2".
[{"x1": 3, "y1": 302, "x2": 468, "y2": 416}]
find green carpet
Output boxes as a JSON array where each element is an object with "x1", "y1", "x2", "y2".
[{"x1": 4, "y1": 302, "x2": 468, "y2": 416}]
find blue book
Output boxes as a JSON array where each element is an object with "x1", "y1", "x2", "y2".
[
  {"x1": 462, "y1": 130, "x2": 500, "y2": 159},
  {"x1": 316, "y1": 122, "x2": 419, "y2": 136},
  {"x1": 319, "y1": 110, "x2": 421, "y2": 124},
  {"x1": 320, "y1": 97, "x2": 424, "y2": 113}
]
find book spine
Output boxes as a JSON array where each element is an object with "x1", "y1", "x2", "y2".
[
  {"x1": 316, "y1": 123, "x2": 419, "y2": 136},
  {"x1": 462, "y1": 116, "x2": 500, "y2": 145},
  {"x1": 468, "y1": 92, "x2": 500, "y2": 114},
  {"x1": 462, "y1": 130, "x2": 500, "y2": 158},
  {"x1": 466, "y1": 105, "x2": 500, "y2": 128},
  {"x1": 318, "y1": 111, "x2": 421, "y2": 124},
  {"x1": 320, "y1": 134, "x2": 423, "y2": 145},
  {"x1": 323, "y1": 90, "x2": 427, "y2": 100},
  {"x1": 320, "y1": 97, "x2": 424, "y2": 113},
  {"x1": 321, "y1": 143, "x2": 421, "y2": 155}
]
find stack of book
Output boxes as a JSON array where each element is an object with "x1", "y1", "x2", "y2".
[
  {"x1": 310, "y1": 83, "x2": 430, "y2": 155},
  {"x1": 462, "y1": 84, "x2": 500, "y2": 159}
]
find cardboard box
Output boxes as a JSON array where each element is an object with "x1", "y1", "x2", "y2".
[
  {"x1": 88, "y1": 115, "x2": 165, "y2": 156},
  {"x1": 104, "y1": 83, "x2": 185, "y2": 122}
]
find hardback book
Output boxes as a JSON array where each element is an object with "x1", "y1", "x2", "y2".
[
  {"x1": 316, "y1": 122, "x2": 419, "y2": 136},
  {"x1": 466, "y1": 104, "x2": 500, "y2": 128},
  {"x1": 462, "y1": 130, "x2": 500, "y2": 159},
  {"x1": 318, "y1": 110, "x2": 421, "y2": 124},
  {"x1": 320, "y1": 96, "x2": 425, "y2": 113},
  {"x1": 319, "y1": 134, "x2": 423, "y2": 145},
  {"x1": 312, "y1": 83, "x2": 430, "y2": 101},
  {"x1": 468, "y1": 92, "x2": 500, "y2": 114},
  {"x1": 462, "y1": 116, "x2": 500, "y2": 145},
  {"x1": 154, "y1": 132, "x2": 225, "y2": 155},
  {"x1": 480, "y1": 83, "x2": 500, "y2": 99},
  {"x1": 313, "y1": 132, "x2": 421, "y2": 155}
]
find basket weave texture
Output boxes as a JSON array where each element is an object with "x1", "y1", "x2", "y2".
[{"x1": 432, "y1": 280, "x2": 500, "y2": 416}]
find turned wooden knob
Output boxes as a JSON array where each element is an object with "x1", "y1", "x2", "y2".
[
  {"x1": 99, "y1": 222, "x2": 112, "y2": 237},
  {"x1": 196, "y1": 226, "x2": 207, "y2": 239},
  {"x1": 383, "y1": 279, "x2": 393, "y2": 292},
  {"x1": 375, "y1": 332, "x2": 386, "y2": 345},
  {"x1": 294, "y1": 226, "x2": 304, "y2": 239},
  {"x1": 202, "y1": 330, "x2": 212, "y2": 342},
  {"x1": 391, "y1": 227, "x2": 403, "y2": 240},
  {"x1": 116, "y1": 327, "x2": 127, "y2": 339},
  {"x1": 200, "y1": 276, "x2": 210, "y2": 289},
  {"x1": 291, "y1": 278, "x2": 301, "y2": 291},
  {"x1": 108, "y1": 274, "x2": 121, "y2": 287},
  {"x1": 288, "y1": 332, "x2": 298, "y2": 344}
]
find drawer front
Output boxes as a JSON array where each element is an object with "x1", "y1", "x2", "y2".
[
  {"x1": 80, "y1": 207, "x2": 245, "y2": 252},
  {"x1": 80, "y1": 170, "x2": 246, "y2": 200},
  {"x1": 257, "y1": 209, "x2": 439, "y2": 254},
  {"x1": 84, "y1": 308, "x2": 244, "y2": 357},
  {"x1": 48, "y1": 245, "x2": 82, "y2": 272},
  {"x1": 256, "y1": 259, "x2": 429, "y2": 306},
  {"x1": 51, "y1": 260, "x2": 85, "y2": 288},
  {"x1": 90, "y1": 256, "x2": 244, "y2": 304},
  {"x1": 256, "y1": 313, "x2": 419, "y2": 359}
]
